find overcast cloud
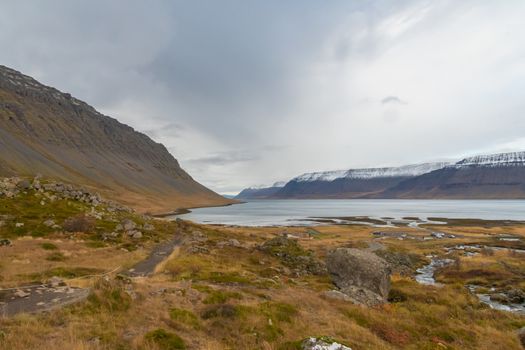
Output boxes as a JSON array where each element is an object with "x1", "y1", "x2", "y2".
[{"x1": 1, "y1": 0, "x2": 524, "y2": 194}]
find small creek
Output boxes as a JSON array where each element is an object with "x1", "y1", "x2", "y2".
[
  {"x1": 415, "y1": 257, "x2": 454, "y2": 285},
  {"x1": 415, "y1": 255, "x2": 525, "y2": 314}
]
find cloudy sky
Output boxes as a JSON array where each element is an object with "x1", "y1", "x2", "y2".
[{"x1": 1, "y1": 1, "x2": 524, "y2": 194}]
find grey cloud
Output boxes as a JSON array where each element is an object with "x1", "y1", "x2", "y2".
[
  {"x1": 1, "y1": 1, "x2": 524, "y2": 194},
  {"x1": 142, "y1": 123, "x2": 185, "y2": 139},
  {"x1": 184, "y1": 151, "x2": 259, "y2": 166},
  {"x1": 381, "y1": 96, "x2": 407, "y2": 105}
]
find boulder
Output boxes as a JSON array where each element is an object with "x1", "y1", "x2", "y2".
[
  {"x1": 16, "y1": 179, "x2": 31, "y2": 190},
  {"x1": 326, "y1": 248, "x2": 391, "y2": 306}
]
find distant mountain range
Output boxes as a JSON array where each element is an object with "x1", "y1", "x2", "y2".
[
  {"x1": 236, "y1": 152, "x2": 525, "y2": 200},
  {"x1": 0, "y1": 65, "x2": 232, "y2": 213}
]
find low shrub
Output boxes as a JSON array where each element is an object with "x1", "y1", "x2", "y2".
[
  {"x1": 144, "y1": 329, "x2": 185, "y2": 350},
  {"x1": 63, "y1": 214, "x2": 95, "y2": 233}
]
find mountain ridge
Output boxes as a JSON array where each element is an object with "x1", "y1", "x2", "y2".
[
  {"x1": 0, "y1": 65, "x2": 232, "y2": 213},
  {"x1": 236, "y1": 152, "x2": 525, "y2": 200}
]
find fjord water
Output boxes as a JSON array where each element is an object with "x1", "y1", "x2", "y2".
[{"x1": 175, "y1": 199, "x2": 525, "y2": 226}]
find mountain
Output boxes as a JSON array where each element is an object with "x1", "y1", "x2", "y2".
[
  {"x1": 260, "y1": 162, "x2": 450, "y2": 199},
  {"x1": 379, "y1": 151, "x2": 525, "y2": 199},
  {"x1": 0, "y1": 65, "x2": 232, "y2": 213},
  {"x1": 235, "y1": 182, "x2": 286, "y2": 200},
  {"x1": 237, "y1": 152, "x2": 525, "y2": 199}
]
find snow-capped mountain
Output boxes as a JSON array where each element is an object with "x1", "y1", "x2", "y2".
[
  {"x1": 237, "y1": 151, "x2": 525, "y2": 200},
  {"x1": 293, "y1": 162, "x2": 450, "y2": 182},
  {"x1": 452, "y1": 151, "x2": 525, "y2": 168}
]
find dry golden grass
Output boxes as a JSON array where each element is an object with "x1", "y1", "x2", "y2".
[{"x1": 1, "y1": 222, "x2": 524, "y2": 349}]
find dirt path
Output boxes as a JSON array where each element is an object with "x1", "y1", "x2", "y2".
[
  {"x1": 125, "y1": 237, "x2": 183, "y2": 277},
  {"x1": 0, "y1": 284, "x2": 90, "y2": 317},
  {"x1": 0, "y1": 236, "x2": 183, "y2": 316}
]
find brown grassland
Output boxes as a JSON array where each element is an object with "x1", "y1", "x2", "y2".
[{"x1": 0, "y1": 191, "x2": 524, "y2": 349}]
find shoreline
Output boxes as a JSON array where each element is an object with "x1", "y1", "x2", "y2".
[{"x1": 152, "y1": 200, "x2": 245, "y2": 218}]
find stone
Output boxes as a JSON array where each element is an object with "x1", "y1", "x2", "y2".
[
  {"x1": 131, "y1": 231, "x2": 143, "y2": 239},
  {"x1": 0, "y1": 239, "x2": 12, "y2": 247},
  {"x1": 47, "y1": 276, "x2": 65, "y2": 288},
  {"x1": 122, "y1": 219, "x2": 136, "y2": 231},
  {"x1": 14, "y1": 290, "x2": 30, "y2": 298},
  {"x1": 142, "y1": 223, "x2": 154, "y2": 231},
  {"x1": 43, "y1": 219, "x2": 55, "y2": 227},
  {"x1": 302, "y1": 337, "x2": 352, "y2": 350},
  {"x1": 322, "y1": 290, "x2": 353, "y2": 302},
  {"x1": 326, "y1": 248, "x2": 391, "y2": 306},
  {"x1": 16, "y1": 179, "x2": 31, "y2": 190},
  {"x1": 15, "y1": 222, "x2": 24, "y2": 228}
]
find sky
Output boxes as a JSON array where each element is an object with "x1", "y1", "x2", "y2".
[{"x1": 1, "y1": 0, "x2": 525, "y2": 194}]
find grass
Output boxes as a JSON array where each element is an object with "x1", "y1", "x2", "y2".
[
  {"x1": 1, "y1": 197, "x2": 525, "y2": 349},
  {"x1": 40, "y1": 242, "x2": 58, "y2": 250},
  {"x1": 144, "y1": 329, "x2": 186, "y2": 349},
  {"x1": 45, "y1": 251, "x2": 67, "y2": 261}
]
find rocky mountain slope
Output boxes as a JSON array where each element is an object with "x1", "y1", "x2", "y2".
[
  {"x1": 0, "y1": 65, "x2": 231, "y2": 213},
  {"x1": 238, "y1": 152, "x2": 525, "y2": 199}
]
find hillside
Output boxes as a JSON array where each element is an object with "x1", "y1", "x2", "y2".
[{"x1": 0, "y1": 65, "x2": 232, "y2": 213}]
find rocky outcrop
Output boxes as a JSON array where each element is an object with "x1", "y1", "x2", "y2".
[
  {"x1": 302, "y1": 337, "x2": 352, "y2": 350},
  {"x1": 0, "y1": 65, "x2": 232, "y2": 213},
  {"x1": 0, "y1": 176, "x2": 130, "y2": 212},
  {"x1": 258, "y1": 236, "x2": 326, "y2": 276},
  {"x1": 326, "y1": 248, "x2": 391, "y2": 306}
]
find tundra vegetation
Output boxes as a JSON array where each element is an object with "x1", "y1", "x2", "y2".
[{"x1": 0, "y1": 177, "x2": 524, "y2": 349}]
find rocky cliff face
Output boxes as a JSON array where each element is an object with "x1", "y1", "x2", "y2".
[{"x1": 0, "y1": 65, "x2": 231, "y2": 212}]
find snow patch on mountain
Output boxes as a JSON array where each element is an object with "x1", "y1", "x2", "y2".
[
  {"x1": 452, "y1": 151, "x2": 525, "y2": 168},
  {"x1": 293, "y1": 162, "x2": 450, "y2": 182}
]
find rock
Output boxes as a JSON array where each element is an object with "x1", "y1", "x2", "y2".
[
  {"x1": 302, "y1": 337, "x2": 352, "y2": 350},
  {"x1": 0, "y1": 239, "x2": 12, "y2": 247},
  {"x1": 322, "y1": 290, "x2": 353, "y2": 302},
  {"x1": 490, "y1": 293, "x2": 509, "y2": 304},
  {"x1": 326, "y1": 248, "x2": 391, "y2": 306},
  {"x1": 115, "y1": 224, "x2": 123, "y2": 231},
  {"x1": 16, "y1": 179, "x2": 31, "y2": 190},
  {"x1": 506, "y1": 289, "x2": 525, "y2": 304},
  {"x1": 517, "y1": 327, "x2": 525, "y2": 348},
  {"x1": 187, "y1": 245, "x2": 209, "y2": 254},
  {"x1": 217, "y1": 239, "x2": 242, "y2": 248},
  {"x1": 47, "y1": 276, "x2": 65, "y2": 287},
  {"x1": 14, "y1": 289, "x2": 30, "y2": 298},
  {"x1": 15, "y1": 222, "x2": 24, "y2": 228},
  {"x1": 258, "y1": 236, "x2": 326, "y2": 276},
  {"x1": 43, "y1": 219, "x2": 55, "y2": 227},
  {"x1": 122, "y1": 219, "x2": 136, "y2": 231},
  {"x1": 131, "y1": 231, "x2": 143, "y2": 239},
  {"x1": 142, "y1": 223, "x2": 154, "y2": 231}
]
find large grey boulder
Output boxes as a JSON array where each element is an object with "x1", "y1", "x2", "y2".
[{"x1": 326, "y1": 248, "x2": 391, "y2": 306}]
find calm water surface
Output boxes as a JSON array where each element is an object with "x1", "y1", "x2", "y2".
[{"x1": 174, "y1": 199, "x2": 525, "y2": 226}]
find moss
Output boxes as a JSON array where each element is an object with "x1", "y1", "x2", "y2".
[
  {"x1": 41, "y1": 242, "x2": 58, "y2": 250},
  {"x1": 45, "y1": 252, "x2": 67, "y2": 261},
  {"x1": 201, "y1": 304, "x2": 240, "y2": 319},
  {"x1": 169, "y1": 308, "x2": 200, "y2": 329},
  {"x1": 144, "y1": 329, "x2": 185, "y2": 350},
  {"x1": 203, "y1": 290, "x2": 243, "y2": 304}
]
